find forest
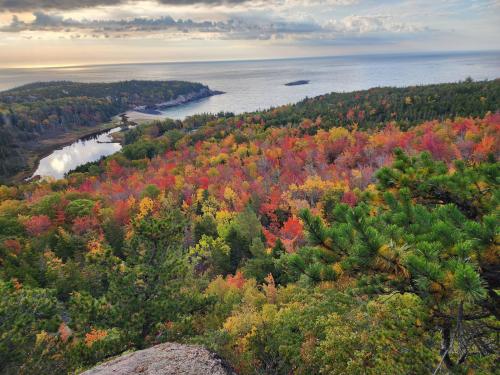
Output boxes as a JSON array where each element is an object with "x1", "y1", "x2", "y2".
[
  {"x1": 0, "y1": 80, "x2": 211, "y2": 182},
  {"x1": 0, "y1": 79, "x2": 498, "y2": 374}
]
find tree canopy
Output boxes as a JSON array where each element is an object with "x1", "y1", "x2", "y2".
[{"x1": 0, "y1": 79, "x2": 498, "y2": 374}]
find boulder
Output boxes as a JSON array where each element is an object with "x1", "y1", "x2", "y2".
[{"x1": 80, "y1": 342, "x2": 236, "y2": 375}]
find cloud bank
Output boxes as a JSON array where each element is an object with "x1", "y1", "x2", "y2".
[
  {"x1": 0, "y1": 0, "x2": 357, "y2": 11},
  {"x1": 0, "y1": 0, "x2": 497, "y2": 67},
  {"x1": 0, "y1": 0, "x2": 267, "y2": 12},
  {"x1": 1, "y1": 10, "x2": 427, "y2": 43}
]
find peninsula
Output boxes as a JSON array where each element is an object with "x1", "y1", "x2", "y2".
[{"x1": 0, "y1": 80, "x2": 221, "y2": 183}]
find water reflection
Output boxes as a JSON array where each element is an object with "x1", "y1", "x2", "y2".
[{"x1": 32, "y1": 127, "x2": 122, "y2": 179}]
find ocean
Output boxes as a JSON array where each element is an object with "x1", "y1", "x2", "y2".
[{"x1": 1, "y1": 51, "x2": 499, "y2": 121}]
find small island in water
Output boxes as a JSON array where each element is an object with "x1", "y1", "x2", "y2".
[{"x1": 285, "y1": 80, "x2": 310, "y2": 86}]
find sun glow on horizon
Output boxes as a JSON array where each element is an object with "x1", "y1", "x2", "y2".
[{"x1": 0, "y1": 0, "x2": 498, "y2": 68}]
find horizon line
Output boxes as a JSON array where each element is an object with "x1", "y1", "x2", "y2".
[{"x1": 2, "y1": 49, "x2": 499, "y2": 70}]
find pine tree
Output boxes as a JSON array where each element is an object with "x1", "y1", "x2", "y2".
[{"x1": 284, "y1": 150, "x2": 499, "y2": 371}]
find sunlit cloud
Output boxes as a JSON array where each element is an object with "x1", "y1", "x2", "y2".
[
  {"x1": 0, "y1": 0, "x2": 358, "y2": 12},
  {"x1": 0, "y1": 9, "x2": 428, "y2": 43},
  {"x1": 0, "y1": 0, "x2": 498, "y2": 67}
]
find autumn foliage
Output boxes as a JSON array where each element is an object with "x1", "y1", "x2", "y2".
[
  {"x1": 24, "y1": 215, "x2": 52, "y2": 236},
  {"x1": 0, "y1": 81, "x2": 498, "y2": 374},
  {"x1": 61, "y1": 114, "x2": 499, "y2": 250}
]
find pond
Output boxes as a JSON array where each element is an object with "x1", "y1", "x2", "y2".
[{"x1": 32, "y1": 127, "x2": 122, "y2": 180}]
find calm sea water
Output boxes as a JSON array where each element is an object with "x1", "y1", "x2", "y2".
[
  {"x1": 1, "y1": 51, "x2": 497, "y2": 179},
  {"x1": 2, "y1": 51, "x2": 499, "y2": 120}
]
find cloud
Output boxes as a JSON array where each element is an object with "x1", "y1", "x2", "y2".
[
  {"x1": 326, "y1": 15, "x2": 427, "y2": 34},
  {"x1": 0, "y1": 0, "x2": 123, "y2": 11},
  {"x1": 0, "y1": 10, "x2": 429, "y2": 46},
  {"x1": 157, "y1": 0, "x2": 249, "y2": 3},
  {"x1": 0, "y1": 0, "x2": 358, "y2": 12},
  {"x1": 0, "y1": 0, "x2": 253, "y2": 12},
  {"x1": 0, "y1": 11, "x2": 326, "y2": 40}
]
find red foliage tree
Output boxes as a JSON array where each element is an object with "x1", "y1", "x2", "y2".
[
  {"x1": 341, "y1": 191, "x2": 358, "y2": 207},
  {"x1": 3, "y1": 239, "x2": 21, "y2": 254},
  {"x1": 107, "y1": 159, "x2": 125, "y2": 179},
  {"x1": 73, "y1": 215, "x2": 100, "y2": 235},
  {"x1": 24, "y1": 215, "x2": 52, "y2": 236},
  {"x1": 227, "y1": 271, "x2": 246, "y2": 289}
]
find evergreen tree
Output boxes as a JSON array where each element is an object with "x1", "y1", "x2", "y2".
[{"x1": 284, "y1": 150, "x2": 499, "y2": 371}]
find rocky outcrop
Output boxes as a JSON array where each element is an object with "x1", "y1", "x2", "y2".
[
  {"x1": 285, "y1": 80, "x2": 310, "y2": 86},
  {"x1": 134, "y1": 88, "x2": 224, "y2": 114},
  {"x1": 80, "y1": 343, "x2": 236, "y2": 375}
]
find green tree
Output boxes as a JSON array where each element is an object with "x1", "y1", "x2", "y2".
[
  {"x1": 285, "y1": 151, "x2": 499, "y2": 372},
  {"x1": 223, "y1": 206, "x2": 263, "y2": 273},
  {"x1": 317, "y1": 293, "x2": 437, "y2": 374},
  {"x1": 102, "y1": 198, "x2": 207, "y2": 347},
  {"x1": 0, "y1": 280, "x2": 60, "y2": 374},
  {"x1": 65, "y1": 199, "x2": 95, "y2": 220},
  {"x1": 193, "y1": 214, "x2": 218, "y2": 243},
  {"x1": 141, "y1": 184, "x2": 160, "y2": 199},
  {"x1": 189, "y1": 235, "x2": 231, "y2": 277}
]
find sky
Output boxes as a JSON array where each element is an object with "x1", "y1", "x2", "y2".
[{"x1": 0, "y1": 0, "x2": 499, "y2": 68}]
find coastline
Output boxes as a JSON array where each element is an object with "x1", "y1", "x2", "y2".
[
  {"x1": 131, "y1": 88, "x2": 224, "y2": 115},
  {"x1": 11, "y1": 87, "x2": 223, "y2": 184}
]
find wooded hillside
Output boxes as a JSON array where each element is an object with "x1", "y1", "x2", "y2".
[
  {"x1": 0, "y1": 80, "x2": 210, "y2": 182},
  {"x1": 0, "y1": 80, "x2": 498, "y2": 374}
]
